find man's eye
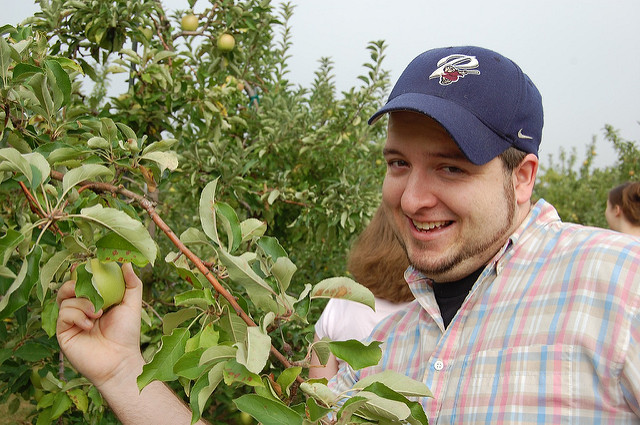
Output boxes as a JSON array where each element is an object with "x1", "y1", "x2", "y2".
[
  {"x1": 443, "y1": 166, "x2": 464, "y2": 174},
  {"x1": 387, "y1": 159, "x2": 408, "y2": 167}
]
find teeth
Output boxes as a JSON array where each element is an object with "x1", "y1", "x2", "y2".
[{"x1": 413, "y1": 220, "x2": 448, "y2": 231}]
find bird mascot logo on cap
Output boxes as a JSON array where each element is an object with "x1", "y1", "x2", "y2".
[{"x1": 429, "y1": 54, "x2": 481, "y2": 86}]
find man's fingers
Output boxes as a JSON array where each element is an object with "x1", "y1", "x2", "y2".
[
  {"x1": 56, "y1": 280, "x2": 77, "y2": 306},
  {"x1": 122, "y1": 263, "x2": 141, "y2": 289},
  {"x1": 120, "y1": 263, "x2": 143, "y2": 307},
  {"x1": 57, "y1": 306, "x2": 93, "y2": 332}
]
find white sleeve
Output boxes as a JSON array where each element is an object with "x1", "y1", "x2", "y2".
[{"x1": 314, "y1": 298, "x2": 338, "y2": 339}]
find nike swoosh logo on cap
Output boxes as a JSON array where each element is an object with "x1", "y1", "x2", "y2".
[{"x1": 517, "y1": 129, "x2": 534, "y2": 140}]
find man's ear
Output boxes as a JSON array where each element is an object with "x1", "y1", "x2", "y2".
[{"x1": 513, "y1": 154, "x2": 538, "y2": 205}]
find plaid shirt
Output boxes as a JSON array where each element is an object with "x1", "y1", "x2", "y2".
[{"x1": 330, "y1": 199, "x2": 640, "y2": 424}]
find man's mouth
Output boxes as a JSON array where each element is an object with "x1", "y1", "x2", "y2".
[{"x1": 412, "y1": 220, "x2": 451, "y2": 231}]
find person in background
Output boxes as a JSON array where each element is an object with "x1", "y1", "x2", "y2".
[
  {"x1": 309, "y1": 205, "x2": 413, "y2": 379},
  {"x1": 605, "y1": 181, "x2": 640, "y2": 236}
]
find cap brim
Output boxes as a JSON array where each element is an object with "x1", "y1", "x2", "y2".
[{"x1": 368, "y1": 93, "x2": 512, "y2": 165}]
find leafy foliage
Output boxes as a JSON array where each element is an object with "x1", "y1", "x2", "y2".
[{"x1": 0, "y1": 1, "x2": 432, "y2": 424}]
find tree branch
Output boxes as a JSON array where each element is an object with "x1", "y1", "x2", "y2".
[{"x1": 49, "y1": 170, "x2": 298, "y2": 378}]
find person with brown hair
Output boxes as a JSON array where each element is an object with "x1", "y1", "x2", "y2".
[
  {"x1": 309, "y1": 205, "x2": 413, "y2": 379},
  {"x1": 605, "y1": 181, "x2": 640, "y2": 236}
]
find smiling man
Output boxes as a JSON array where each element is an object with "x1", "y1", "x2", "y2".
[{"x1": 329, "y1": 46, "x2": 640, "y2": 423}]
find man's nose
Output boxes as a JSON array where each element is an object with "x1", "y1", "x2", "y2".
[{"x1": 401, "y1": 170, "x2": 438, "y2": 214}]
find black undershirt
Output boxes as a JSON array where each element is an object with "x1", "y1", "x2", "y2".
[{"x1": 432, "y1": 267, "x2": 484, "y2": 329}]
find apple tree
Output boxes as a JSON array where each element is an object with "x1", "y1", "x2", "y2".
[
  {"x1": 0, "y1": 1, "x2": 433, "y2": 424},
  {"x1": 534, "y1": 127, "x2": 639, "y2": 227}
]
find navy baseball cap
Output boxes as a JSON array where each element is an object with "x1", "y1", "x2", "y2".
[{"x1": 369, "y1": 46, "x2": 544, "y2": 165}]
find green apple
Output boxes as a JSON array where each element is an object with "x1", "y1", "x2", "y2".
[
  {"x1": 181, "y1": 14, "x2": 199, "y2": 32},
  {"x1": 217, "y1": 33, "x2": 236, "y2": 52},
  {"x1": 238, "y1": 412, "x2": 254, "y2": 425},
  {"x1": 141, "y1": 27, "x2": 154, "y2": 41},
  {"x1": 89, "y1": 259, "x2": 126, "y2": 309},
  {"x1": 30, "y1": 369, "x2": 42, "y2": 389}
]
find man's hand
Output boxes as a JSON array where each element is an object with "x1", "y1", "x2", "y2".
[{"x1": 56, "y1": 262, "x2": 144, "y2": 388}]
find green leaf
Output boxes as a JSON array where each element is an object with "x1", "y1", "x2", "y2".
[
  {"x1": 311, "y1": 338, "x2": 332, "y2": 366},
  {"x1": 0, "y1": 147, "x2": 32, "y2": 185},
  {"x1": 359, "y1": 382, "x2": 429, "y2": 425},
  {"x1": 215, "y1": 201, "x2": 242, "y2": 252},
  {"x1": 163, "y1": 307, "x2": 199, "y2": 335},
  {"x1": 78, "y1": 204, "x2": 157, "y2": 265},
  {"x1": 189, "y1": 322, "x2": 220, "y2": 350},
  {"x1": 306, "y1": 397, "x2": 334, "y2": 422},
  {"x1": 137, "y1": 328, "x2": 189, "y2": 389},
  {"x1": 61, "y1": 164, "x2": 113, "y2": 198},
  {"x1": 223, "y1": 359, "x2": 264, "y2": 387},
  {"x1": 50, "y1": 391, "x2": 73, "y2": 420},
  {"x1": 179, "y1": 227, "x2": 212, "y2": 247},
  {"x1": 329, "y1": 340, "x2": 382, "y2": 371},
  {"x1": 140, "y1": 151, "x2": 178, "y2": 174},
  {"x1": 352, "y1": 370, "x2": 434, "y2": 398},
  {"x1": 174, "y1": 348, "x2": 207, "y2": 380},
  {"x1": 39, "y1": 249, "x2": 71, "y2": 302},
  {"x1": 235, "y1": 326, "x2": 271, "y2": 374},
  {"x1": 26, "y1": 73, "x2": 54, "y2": 119},
  {"x1": 357, "y1": 390, "x2": 411, "y2": 422},
  {"x1": 14, "y1": 341, "x2": 52, "y2": 361},
  {"x1": 36, "y1": 407, "x2": 53, "y2": 425},
  {"x1": 218, "y1": 304, "x2": 248, "y2": 344},
  {"x1": 67, "y1": 388, "x2": 89, "y2": 413},
  {"x1": 310, "y1": 276, "x2": 375, "y2": 310},
  {"x1": 45, "y1": 59, "x2": 71, "y2": 107},
  {"x1": 23, "y1": 152, "x2": 50, "y2": 188},
  {"x1": 100, "y1": 118, "x2": 118, "y2": 142},
  {"x1": 153, "y1": 50, "x2": 177, "y2": 63},
  {"x1": 199, "y1": 345, "x2": 237, "y2": 366},
  {"x1": 0, "y1": 36, "x2": 11, "y2": 84},
  {"x1": 74, "y1": 263, "x2": 104, "y2": 312},
  {"x1": 174, "y1": 289, "x2": 215, "y2": 309},
  {"x1": 41, "y1": 299, "x2": 59, "y2": 338},
  {"x1": 240, "y1": 218, "x2": 266, "y2": 242},
  {"x1": 336, "y1": 396, "x2": 369, "y2": 424},
  {"x1": 276, "y1": 367, "x2": 302, "y2": 397},
  {"x1": 166, "y1": 253, "x2": 205, "y2": 289},
  {"x1": 189, "y1": 361, "x2": 226, "y2": 424},
  {"x1": 115, "y1": 122, "x2": 137, "y2": 140},
  {"x1": 0, "y1": 228, "x2": 25, "y2": 266},
  {"x1": 256, "y1": 236, "x2": 287, "y2": 261},
  {"x1": 271, "y1": 256, "x2": 296, "y2": 292},
  {"x1": 140, "y1": 138, "x2": 178, "y2": 155},
  {"x1": 95, "y1": 231, "x2": 149, "y2": 267},
  {"x1": 299, "y1": 381, "x2": 337, "y2": 406},
  {"x1": 199, "y1": 178, "x2": 221, "y2": 245},
  {"x1": 0, "y1": 348, "x2": 11, "y2": 369},
  {"x1": 0, "y1": 247, "x2": 41, "y2": 320},
  {"x1": 217, "y1": 249, "x2": 275, "y2": 296},
  {"x1": 234, "y1": 394, "x2": 303, "y2": 425},
  {"x1": 12, "y1": 63, "x2": 43, "y2": 81},
  {"x1": 47, "y1": 56, "x2": 83, "y2": 74},
  {"x1": 87, "y1": 136, "x2": 110, "y2": 149}
]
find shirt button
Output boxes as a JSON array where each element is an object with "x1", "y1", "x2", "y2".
[{"x1": 434, "y1": 360, "x2": 444, "y2": 371}]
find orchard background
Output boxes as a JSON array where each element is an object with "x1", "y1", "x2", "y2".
[{"x1": 0, "y1": 0, "x2": 637, "y2": 424}]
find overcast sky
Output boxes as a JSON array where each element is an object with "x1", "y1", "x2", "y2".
[{"x1": 5, "y1": 0, "x2": 640, "y2": 168}]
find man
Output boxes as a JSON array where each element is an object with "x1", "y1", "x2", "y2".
[
  {"x1": 57, "y1": 46, "x2": 640, "y2": 424},
  {"x1": 329, "y1": 46, "x2": 640, "y2": 423}
]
